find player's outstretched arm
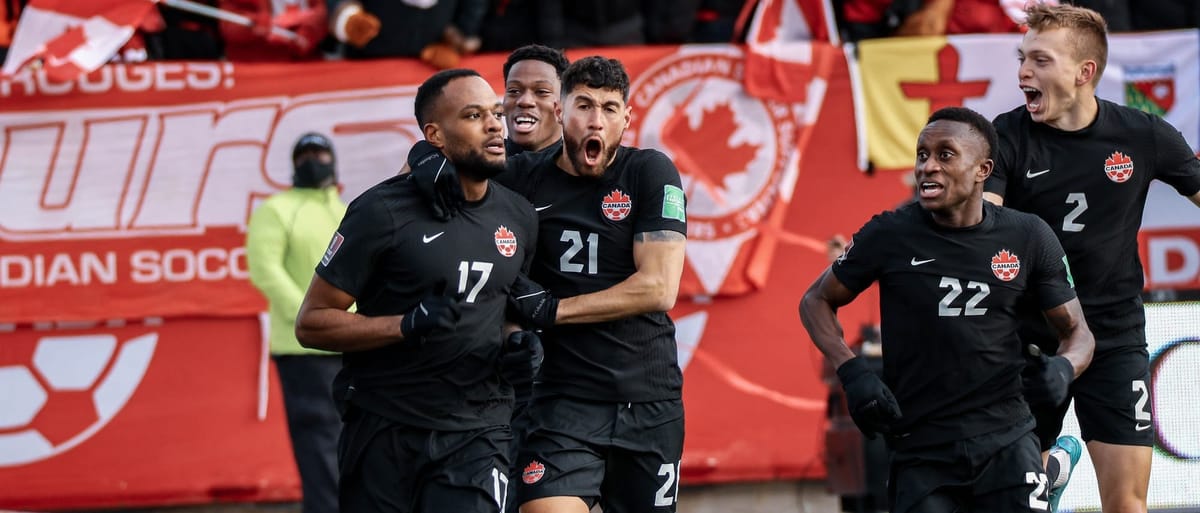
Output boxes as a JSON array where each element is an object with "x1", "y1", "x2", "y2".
[
  {"x1": 982, "y1": 192, "x2": 1004, "y2": 206},
  {"x1": 1043, "y1": 298, "x2": 1094, "y2": 378},
  {"x1": 798, "y1": 268, "x2": 860, "y2": 368},
  {"x1": 554, "y1": 230, "x2": 686, "y2": 324},
  {"x1": 1190, "y1": 190, "x2": 1200, "y2": 208},
  {"x1": 295, "y1": 274, "x2": 406, "y2": 352}
]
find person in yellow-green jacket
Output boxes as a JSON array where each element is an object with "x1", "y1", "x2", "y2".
[{"x1": 246, "y1": 132, "x2": 346, "y2": 513}]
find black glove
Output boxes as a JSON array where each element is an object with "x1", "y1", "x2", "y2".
[
  {"x1": 1022, "y1": 344, "x2": 1074, "y2": 409},
  {"x1": 407, "y1": 140, "x2": 464, "y2": 221},
  {"x1": 498, "y1": 330, "x2": 544, "y2": 388},
  {"x1": 507, "y1": 274, "x2": 558, "y2": 330},
  {"x1": 400, "y1": 282, "x2": 462, "y2": 343},
  {"x1": 836, "y1": 357, "x2": 903, "y2": 439}
]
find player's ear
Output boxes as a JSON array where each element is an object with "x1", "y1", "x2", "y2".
[
  {"x1": 1076, "y1": 60, "x2": 1097, "y2": 87},
  {"x1": 977, "y1": 158, "x2": 994, "y2": 183},
  {"x1": 622, "y1": 105, "x2": 632, "y2": 131},
  {"x1": 422, "y1": 123, "x2": 445, "y2": 149}
]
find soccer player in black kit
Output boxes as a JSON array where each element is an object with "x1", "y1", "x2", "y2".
[
  {"x1": 500, "y1": 56, "x2": 688, "y2": 513},
  {"x1": 503, "y1": 44, "x2": 569, "y2": 157},
  {"x1": 985, "y1": 5, "x2": 1200, "y2": 512},
  {"x1": 800, "y1": 107, "x2": 1095, "y2": 513},
  {"x1": 294, "y1": 69, "x2": 539, "y2": 513}
]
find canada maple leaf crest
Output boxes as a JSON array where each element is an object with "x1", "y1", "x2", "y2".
[
  {"x1": 1104, "y1": 151, "x2": 1134, "y2": 183},
  {"x1": 661, "y1": 101, "x2": 760, "y2": 206},
  {"x1": 522, "y1": 460, "x2": 546, "y2": 484},
  {"x1": 601, "y1": 189, "x2": 632, "y2": 221},
  {"x1": 494, "y1": 225, "x2": 517, "y2": 258},
  {"x1": 990, "y1": 249, "x2": 1021, "y2": 282}
]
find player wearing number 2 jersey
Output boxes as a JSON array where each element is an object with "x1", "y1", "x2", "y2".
[
  {"x1": 985, "y1": 4, "x2": 1200, "y2": 512},
  {"x1": 500, "y1": 56, "x2": 688, "y2": 513},
  {"x1": 295, "y1": 69, "x2": 538, "y2": 513},
  {"x1": 801, "y1": 107, "x2": 1094, "y2": 513}
]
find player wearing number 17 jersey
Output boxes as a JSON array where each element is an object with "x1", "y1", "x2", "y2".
[
  {"x1": 801, "y1": 107, "x2": 1094, "y2": 513},
  {"x1": 985, "y1": 4, "x2": 1200, "y2": 511},
  {"x1": 501, "y1": 56, "x2": 688, "y2": 513},
  {"x1": 295, "y1": 69, "x2": 538, "y2": 513}
]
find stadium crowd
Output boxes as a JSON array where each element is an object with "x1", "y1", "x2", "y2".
[{"x1": 2, "y1": 0, "x2": 1197, "y2": 69}]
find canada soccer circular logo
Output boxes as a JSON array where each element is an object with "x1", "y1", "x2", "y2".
[
  {"x1": 627, "y1": 48, "x2": 795, "y2": 241},
  {"x1": 991, "y1": 249, "x2": 1021, "y2": 282},
  {"x1": 494, "y1": 225, "x2": 517, "y2": 258},
  {"x1": 601, "y1": 189, "x2": 632, "y2": 221},
  {"x1": 1104, "y1": 151, "x2": 1134, "y2": 183},
  {"x1": 0, "y1": 332, "x2": 157, "y2": 467},
  {"x1": 522, "y1": 460, "x2": 546, "y2": 484}
]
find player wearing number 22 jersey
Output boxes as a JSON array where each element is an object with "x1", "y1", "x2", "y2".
[{"x1": 802, "y1": 108, "x2": 1094, "y2": 513}]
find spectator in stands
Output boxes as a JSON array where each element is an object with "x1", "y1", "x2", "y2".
[
  {"x1": 1133, "y1": 0, "x2": 1199, "y2": 30},
  {"x1": 329, "y1": 0, "x2": 485, "y2": 69},
  {"x1": 479, "y1": 0, "x2": 539, "y2": 53},
  {"x1": 219, "y1": 0, "x2": 327, "y2": 61},
  {"x1": 1, "y1": 0, "x2": 22, "y2": 65},
  {"x1": 537, "y1": 0, "x2": 700, "y2": 48},
  {"x1": 246, "y1": 133, "x2": 345, "y2": 513},
  {"x1": 839, "y1": 0, "x2": 1020, "y2": 41},
  {"x1": 144, "y1": 1, "x2": 224, "y2": 59},
  {"x1": 691, "y1": 0, "x2": 746, "y2": 43}
]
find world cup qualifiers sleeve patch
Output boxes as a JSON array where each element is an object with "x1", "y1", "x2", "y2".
[
  {"x1": 662, "y1": 184, "x2": 686, "y2": 222},
  {"x1": 321, "y1": 231, "x2": 344, "y2": 266},
  {"x1": 1062, "y1": 255, "x2": 1075, "y2": 288}
]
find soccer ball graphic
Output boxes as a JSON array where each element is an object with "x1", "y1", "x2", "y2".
[{"x1": 0, "y1": 332, "x2": 157, "y2": 467}]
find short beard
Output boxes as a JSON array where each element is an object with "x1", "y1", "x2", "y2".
[
  {"x1": 564, "y1": 134, "x2": 618, "y2": 179},
  {"x1": 448, "y1": 146, "x2": 506, "y2": 181}
]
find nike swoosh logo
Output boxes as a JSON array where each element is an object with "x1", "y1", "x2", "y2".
[
  {"x1": 534, "y1": 204, "x2": 553, "y2": 212},
  {"x1": 910, "y1": 258, "x2": 935, "y2": 266},
  {"x1": 422, "y1": 232, "x2": 444, "y2": 243},
  {"x1": 1026, "y1": 169, "x2": 1051, "y2": 178},
  {"x1": 1135, "y1": 423, "x2": 1151, "y2": 432}
]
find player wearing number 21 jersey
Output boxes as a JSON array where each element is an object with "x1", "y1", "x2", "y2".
[
  {"x1": 500, "y1": 56, "x2": 689, "y2": 513},
  {"x1": 801, "y1": 107, "x2": 1093, "y2": 513}
]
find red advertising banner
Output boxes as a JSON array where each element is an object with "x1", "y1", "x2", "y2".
[
  {"x1": 1139, "y1": 227, "x2": 1200, "y2": 291},
  {"x1": 0, "y1": 317, "x2": 300, "y2": 510}
]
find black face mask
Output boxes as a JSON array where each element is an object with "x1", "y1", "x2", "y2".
[{"x1": 293, "y1": 160, "x2": 336, "y2": 188}]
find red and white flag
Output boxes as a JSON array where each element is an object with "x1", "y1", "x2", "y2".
[
  {"x1": 742, "y1": 0, "x2": 839, "y2": 102},
  {"x1": 1, "y1": 0, "x2": 157, "y2": 82}
]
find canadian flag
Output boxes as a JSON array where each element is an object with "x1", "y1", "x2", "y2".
[
  {"x1": 741, "y1": 0, "x2": 839, "y2": 102},
  {"x1": 1, "y1": 0, "x2": 158, "y2": 82}
]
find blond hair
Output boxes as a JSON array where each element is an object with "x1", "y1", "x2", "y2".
[{"x1": 1025, "y1": 3, "x2": 1108, "y2": 84}]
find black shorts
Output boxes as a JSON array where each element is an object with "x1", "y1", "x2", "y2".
[
  {"x1": 513, "y1": 396, "x2": 684, "y2": 513},
  {"x1": 889, "y1": 423, "x2": 1048, "y2": 513},
  {"x1": 339, "y1": 408, "x2": 513, "y2": 513},
  {"x1": 1027, "y1": 333, "x2": 1153, "y2": 449}
]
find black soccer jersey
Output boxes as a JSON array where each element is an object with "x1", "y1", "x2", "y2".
[
  {"x1": 988, "y1": 100, "x2": 1200, "y2": 340},
  {"x1": 315, "y1": 174, "x2": 538, "y2": 431},
  {"x1": 503, "y1": 138, "x2": 562, "y2": 158},
  {"x1": 832, "y1": 202, "x2": 1076, "y2": 447},
  {"x1": 500, "y1": 146, "x2": 688, "y2": 402}
]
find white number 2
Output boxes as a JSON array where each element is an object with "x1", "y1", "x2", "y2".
[
  {"x1": 654, "y1": 461, "x2": 680, "y2": 507},
  {"x1": 938, "y1": 277, "x2": 990, "y2": 317},
  {"x1": 456, "y1": 261, "x2": 493, "y2": 303},
  {"x1": 1133, "y1": 379, "x2": 1151, "y2": 426},
  {"x1": 1026, "y1": 471, "x2": 1049, "y2": 510},
  {"x1": 1063, "y1": 192, "x2": 1087, "y2": 232}
]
